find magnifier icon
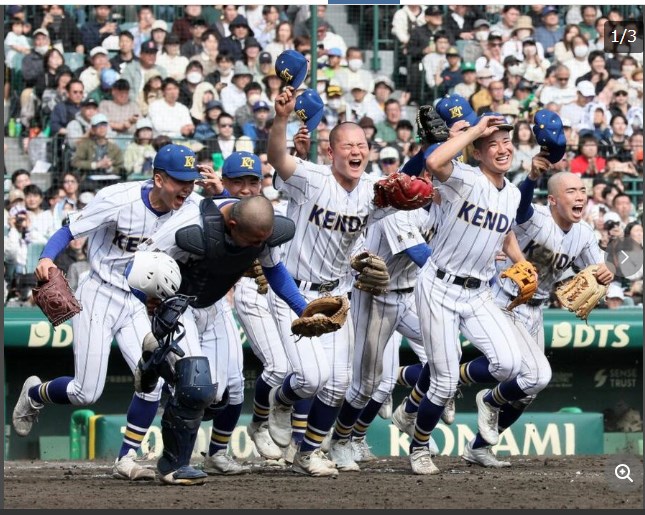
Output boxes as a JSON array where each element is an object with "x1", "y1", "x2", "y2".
[{"x1": 615, "y1": 464, "x2": 633, "y2": 483}]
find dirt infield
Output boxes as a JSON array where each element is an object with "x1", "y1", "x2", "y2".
[{"x1": 3, "y1": 455, "x2": 642, "y2": 509}]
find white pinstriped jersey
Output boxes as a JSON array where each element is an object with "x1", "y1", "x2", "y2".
[
  {"x1": 363, "y1": 206, "x2": 437, "y2": 290},
  {"x1": 498, "y1": 204, "x2": 603, "y2": 300},
  {"x1": 68, "y1": 180, "x2": 199, "y2": 291},
  {"x1": 428, "y1": 161, "x2": 521, "y2": 281},
  {"x1": 275, "y1": 158, "x2": 394, "y2": 292},
  {"x1": 138, "y1": 197, "x2": 281, "y2": 267}
]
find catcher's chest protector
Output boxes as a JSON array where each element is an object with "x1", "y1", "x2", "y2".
[{"x1": 175, "y1": 200, "x2": 264, "y2": 308}]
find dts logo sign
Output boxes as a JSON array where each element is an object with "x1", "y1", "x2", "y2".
[{"x1": 28, "y1": 321, "x2": 73, "y2": 347}]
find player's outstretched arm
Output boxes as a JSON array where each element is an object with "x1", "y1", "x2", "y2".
[
  {"x1": 502, "y1": 231, "x2": 526, "y2": 264},
  {"x1": 262, "y1": 262, "x2": 307, "y2": 316},
  {"x1": 268, "y1": 87, "x2": 298, "y2": 182},
  {"x1": 517, "y1": 150, "x2": 552, "y2": 224},
  {"x1": 35, "y1": 226, "x2": 75, "y2": 281}
]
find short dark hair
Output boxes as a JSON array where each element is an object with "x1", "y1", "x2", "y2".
[
  {"x1": 112, "y1": 78, "x2": 130, "y2": 91},
  {"x1": 611, "y1": 113, "x2": 628, "y2": 126},
  {"x1": 152, "y1": 135, "x2": 172, "y2": 152},
  {"x1": 578, "y1": 133, "x2": 598, "y2": 153},
  {"x1": 65, "y1": 79, "x2": 83, "y2": 93},
  {"x1": 119, "y1": 30, "x2": 134, "y2": 41},
  {"x1": 216, "y1": 52, "x2": 233, "y2": 63},
  {"x1": 217, "y1": 112, "x2": 234, "y2": 124},
  {"x1": 201, "y1": 30, "x2": 219, "y2": 43},
  {"x1": 186, "y1": 60, "x2": 203, "y2": 72},
  {"x1": 329, "y1": 121, "x2": 363, "y2": 148},
  {"x1": 588, "y1": 50, "x2": 605, "y2": 65},
  {"x1": 11, "y1": 169, "x2": 30, "y2": 185},
  {"x1": 612, "y1": 192, "x2": 631, "y2": 207},
  {"x1": 244, "y1": 82, "x2": 263, "y2": 94},
  {"x1": 23, "y1": 184, "x2": 43, "y2": 197},
  {"x1": 162, "y1": 77, "x2": 180, "y2": 90}
]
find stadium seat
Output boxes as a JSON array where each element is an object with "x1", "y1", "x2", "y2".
[{"x1": 64, "y1": 52, "x2": 86, "y2": 72}]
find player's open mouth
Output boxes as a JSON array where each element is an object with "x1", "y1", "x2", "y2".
[
  {"x1": 495, "y1": 155, "x2": 510, "y2": 164},
  {"x1": 572, "y1": 205, "x2": 584, "y2": 215},
  {"x1": 349, "y1": 159, "x2": 362, "y2": 169}
]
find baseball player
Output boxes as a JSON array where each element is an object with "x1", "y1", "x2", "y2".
[
  {"x1": 201, "y1": 152, "x2": 286, "y2": 469},
  {"x1": 133, "y1": 194, "x2": 313, "y2": 484},
  {"x1": 457, "y1": 167, "x2": 613, "y2": 467},
  {"x1": 406, "y1": 113, "x2": 535, "y2": 475},
  {"x1": 265, "y1": 86, "x2": 408, "y2": 477},
  {"x1": 12, "y1": 144, "x2": 204, "y2": 482},
  {"x1": 328, "y1": 205, "x2": 438, "y2": 470}
]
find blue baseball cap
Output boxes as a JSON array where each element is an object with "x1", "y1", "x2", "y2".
[
  {"x1": 275, "y1": 50, "x2": 308, "y2": 89},
  {"x1": 436, "y1": 94, "x2": 479, "y2": 128},
  {"x1": 153, "y1": 144, "x2": 202, "y2": 181},
  {"x1": 532, "y1": 109, "x2": 567, "y2": 164},
  {"x1": 252, "y1": 100, "x2": 271, "y2": 112},
  {"x1": 222, "y1": 151, "x2": 262, "y2": 179},
  {"x1": 100, "y1": 68, "x2": 119, "y2": 89},
  {"x1": 327, "y1": 47, "x2": 343, "y2": 57},
  {"x1": 294, "y1": 89, "x2": 325, "y2": 132}
]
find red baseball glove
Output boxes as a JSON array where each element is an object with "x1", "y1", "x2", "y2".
[
  {"x1": 373, "y1": 172, "x2": 434, "y2": 210},
  {"x1": 32, "y1": 267, "x2": 82, "y2": 326}
]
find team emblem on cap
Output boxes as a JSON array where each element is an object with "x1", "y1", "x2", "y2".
[
  {"x1": 241, "y1": 157, "x2": 255, "y2": 169},
  {"x1": 449, "y1": 106, "x2": 463, "y2": 119},
  {"x1": 279, "y1": 69, "x2": 293, "y2": 82},
  {"x1": 295, "y1": 109, "x2": 308, "y2": 122},
  {"x1": 184, "y1": 156, "x2": 195, "y2": 168}
]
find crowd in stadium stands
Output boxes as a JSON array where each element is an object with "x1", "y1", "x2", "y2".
[{"x1": 4, "y1": 5, "x2": 643, "y2": 308}]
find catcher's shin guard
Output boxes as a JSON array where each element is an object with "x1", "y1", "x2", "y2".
[{"x1": 157, "y1": 357, "x2": 218, "y2": 476}]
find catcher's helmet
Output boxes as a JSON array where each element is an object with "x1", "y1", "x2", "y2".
[{"x1": 126, "y1": 251, "x2": 182, "y2": 301}]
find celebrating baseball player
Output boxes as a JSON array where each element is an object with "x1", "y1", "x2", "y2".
[
  {"x1": 204, "y1": 152, "x2": 286, "y2": 469},
  {"x1": 327, "y1": 205, "x2": 438, "y2": 470},
  {"x1": 13, "y1": 144, "x2": 203, "y2": 481},
  {"x1": 406, "y1": 109, "x2": 538, "y2": 475},
  {"x1": 458, "y1": 162, "x2": 613, "y2": 467},
  {"x1": 264, "y1": 82, "x2": 434, "y2": 476},
  {"x1": 130, "y1": 192, "x2": 344, "y2": 484}
]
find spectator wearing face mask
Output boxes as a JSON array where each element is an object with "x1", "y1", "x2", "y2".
[
  {"x1": 335, "y1": 47, "x2": 375, "y2": 103},
  {"x1": 562, "y1": 35, "x2": 592, "y2": 86},
  {"x1": 235, "y1": 82, "x2": 268, "y2": 130}
]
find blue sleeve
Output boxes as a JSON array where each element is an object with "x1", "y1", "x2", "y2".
[
  {"x1": 516, "y1": 177, "x2": 537, "y2": 225},
  {"x1": 40, "y1": 226, "x2": 74, "y2": 260},
  {"x1": 399, "y1": 148, "x2": 425, "y2": 177},
  {"x1": 403, "y1": 243, "x2": 433, "y2": 268},
  {"x1": 263, "y1": 262, "x2": 307, "y2": 316}
]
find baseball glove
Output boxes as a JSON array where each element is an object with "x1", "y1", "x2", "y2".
[
  {"x1": 351, "y1": 251, "x2": 390, "y2": 295},
  {"x1": 32, "y1": 267, "x2": 82, "y2": 326},
  {"x1": 555, "y1": 265, "x2": 608, "y2": 321},
  {"x1": 291, "y1": 295, "x2": 350, "y2": 339},
  {"x1": 373, "y1": 172, "x2": 434, "y2": 210},
  {"x1": 242, "y1": 259, "x2": 269, "y2": 294},
  {"x1": 416, "y1": 105, "x2": 450, "y2": 145},
  {"x1": 500, "y1": 260, "x2": 538, "y2": 311}
]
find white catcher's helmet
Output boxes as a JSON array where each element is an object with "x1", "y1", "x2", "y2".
[{"x1": 126, "y1": 251, "x2": 182, "y2": 300}]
